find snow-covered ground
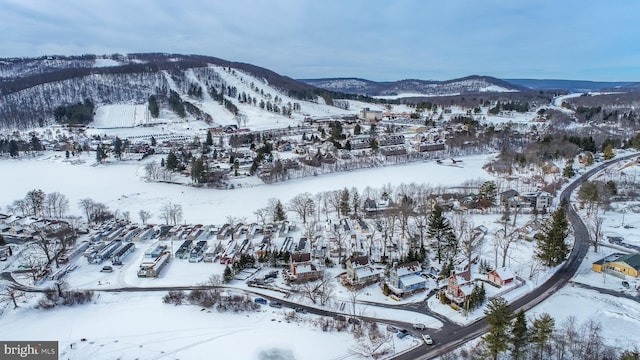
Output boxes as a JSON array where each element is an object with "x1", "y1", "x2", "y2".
[
  {"x1": 2, "y1": 141, "x2": 640, "y2": 358},
  {"x1": 0, "y1": 151, "x2": 492, "y2": 226},
  {"x1": 0, "y1": 291, "x2": 416, "y2": 360}
]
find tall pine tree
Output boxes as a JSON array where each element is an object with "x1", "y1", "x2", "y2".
[
  {"x1": 483, "y1": 297, "x2": 513, "y2": 360},
  {"x1": 510, "y1": 309, "x2": 528, "y2": 360},
  {"x1": 427, "y1": 204, "x2": 455, "y2": 264},
  {"x1": 535, "y1": 207, "x2": 570, "y2": 266}
]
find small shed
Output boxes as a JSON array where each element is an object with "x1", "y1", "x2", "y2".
[{"x1": 487, "y1": 267, "x2": 515, "y2": 287}]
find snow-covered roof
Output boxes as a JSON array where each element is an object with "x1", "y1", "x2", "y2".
[
  {"x1": 395, "y1": 261, "x2": 422, "y2": 276},
  {"x1": 399, "y1": 274, "x2": 425, "y2": 287},
  {"x1": 355, "y1": 266, "x2": 381, "y2": 278},
  {"x1": 492, "y1": 267, "x2": 515, "y2": 280}
]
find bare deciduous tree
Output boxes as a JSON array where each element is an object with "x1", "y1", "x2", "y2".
[
  {"x1": 45, "y1": 192, "x2": 69, "y2": 218},
  {"x1": 138, "y1": 210, "x2": 152, "y2": 225},
  {"x1": 160, "y1": 202, "x2": 183, "y2": 225},
  {"x1": 144, "y1": 161, "x2": 160, "y2": 180},
  {"x1": 287, "y1": 192, "x2": 316, "y2": 224},
  {"x1": 0, "y1": 286, "x2": 26, "y2": 309},
  {"x1": 225, "y1": 216, "x2": 246, "y2": 241}
]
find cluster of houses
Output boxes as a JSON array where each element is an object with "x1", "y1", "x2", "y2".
[
  {"x1": 6, "y1": 209, "x2": 527, "y2": 306},
  {"x1": 0, "y1": 214, "x2": 48, "y2": 241}
]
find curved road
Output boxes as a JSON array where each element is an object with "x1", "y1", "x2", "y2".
[
  {"x1": 3, "y1": 153, "x2": 637, "y2": 359},
  {"x1": 392, "y1": 152, "x2": 639, "y2": 360}
]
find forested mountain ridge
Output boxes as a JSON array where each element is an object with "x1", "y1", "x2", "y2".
[
  {"x1": 299, "y1": 76, "x2": 526, "y2": 97},
  {"x1": 0, "y1": 53, "x2": 335, "y2": 129}
]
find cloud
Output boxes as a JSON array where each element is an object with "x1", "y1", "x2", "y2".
[{"x1": 0, "y1": 0, "x2": 639, "y2": 81}]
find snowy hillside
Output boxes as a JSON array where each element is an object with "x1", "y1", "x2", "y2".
[{"x1": 301, "y1": 76, "x2": 523, "y2": 98}]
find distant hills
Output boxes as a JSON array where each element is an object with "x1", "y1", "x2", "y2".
[
  {"x1": 299, "y1": 76, "x2": 525, "y2": 98},
  {"x1": 2, "y1": 52, "x2": 640, "y2": 130},
  {"x1": 505, "y1": 79, "x2": 640, "y2": 93},
  {"x1": 300, "y1": 77, "x2": 640, "y2": 98}
]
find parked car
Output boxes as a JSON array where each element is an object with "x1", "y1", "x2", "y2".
[
  {"x1": 100, "y1": 266, "x2": 113, "y2": 273},
  {"x1": 386, "y1": 325, "x2": 399, "y2": 333},
  {"x1": 254, "y1": 297, "x2": 267, "y2": 305},
  {"x1": 412, "y1": 323, "x2": 426, "y2": 330},
  {"x1": 422, "y1": 334, "x2": 434, "y2": 345},
  {"x1": 295, "y1": 307, "x2": 306, "y2": 313},
  {"x1": 397, "y1": 329, "x2": 409, "y2": 339},
  {"x1": 269, "y1": 301, "x2": 282, "y2": 308}
]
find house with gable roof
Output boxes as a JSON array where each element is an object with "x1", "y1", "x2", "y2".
[
  {"x1": 445, "y1": 270, "x2": 473, "y2": 305},
  {"x1": 387, "y1": 261, "x2": 426, "y2": 296},
  {"x1": 287, "y1": 252, "x2": 324, "y2": 283},
  {"x1": 344, "y1": 255, "x2": 381, "y2": 287},
  {"x1": 487, "y1": 267, "x2": 515, "y2": 287}
]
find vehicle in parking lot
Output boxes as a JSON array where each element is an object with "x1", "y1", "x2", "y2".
[
  {"x1": 422, "y1": 334, "x2": 434, "y2": 345},
  {"x1": 397, "y1": 329, "x2": 409, "y2": 339},
  {"x1": 254, "y1": 297, "x2": 267, "y2": 305},
  {"x1": 269, "y1": 301, "x2": 282, "y2": 308},
  {"x1": 386, "y1": 325, "x2": 399, "y2": 333},
  {"x1": 412, "y1": 323, "x2": 426, "y2": 330},
  {"x1": 100, "y1": 265, "x2": 113, "y2": 273}
]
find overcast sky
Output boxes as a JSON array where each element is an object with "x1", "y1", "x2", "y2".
[{"x1": 1, "y1": 0, "x2": 639, "y2": 82}]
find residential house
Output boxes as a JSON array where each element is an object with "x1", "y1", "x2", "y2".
[
  {"x1": 487, "y1": 267, "x2": 515, "y2": 287},
  {"x1": 446, "y1": 270, "x2": 473, "y2": 305},
  {"x1": 499, "y1": 189, "x2": 519, "y2": 207},
  {"x1": 344, "y1": 255, "x2": 381, "y2": 287},
  {"x1": 287, "y1": 252, "x2": 324, "y2": 283},
  {"x1": 520, "y1": 191, "x2": 553, "y2": 211},
  {"x1": 388, "y1": 261, "x2": 427, "y2": 296}
]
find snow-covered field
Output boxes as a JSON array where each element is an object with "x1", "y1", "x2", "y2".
[
  {"x1": 0, "y1": 291, "x2": 390, "y2": 360},
  {"x1": 0, "y1": 151, "x2": 492, "y2": 226},
  {"x1": 2, "y1": 140, "x2": 640, "y2": 358}
]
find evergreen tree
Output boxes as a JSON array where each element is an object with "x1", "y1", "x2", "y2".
[
  {"x1": 9, "y1": 139, "x2": 19, "y2": 157},
  {"x1": 148, "y1": 95, "x2": 159, "y2": 118},
  {"x1": 339, "y1": 188, "x2": 351, "y2": 216},
  {"x1": 95, "y1": 144, "x2": 107, "y2": 163},
  {"x1": 223, "y1": 266, "x2": 234, "y2": 283},
  {"x1": 478, "y1": 180, "x2": 497, "y2": 208},
  {"x1": 535, "y1": 207, "x2": 570, "y2": 266},
  {"x1": 30, "y1": 135, "x2": 43, "y2": 151},
  {"x1": 427, "y1": 204, "x2": 454, "y2": 263},
  {"x1": 354, "y1": 123, "x2": 361, "y2": 135},
  {"x1": 483, "y1": 297, "x2": 513, "y2": 360},
  {"x1": 510, "y1": 309, "x2": 528, "y2": 360},
  {"x1": 166, "y1": 152, "x2": 179, "y2": 171},
  {"x1": 274, "y1": 200, "x2": 286, "y2": 222},
  {"x1": 369, "y1": 138, "x2": 379, "y2": 152},
  {"x1": 529, "y1": 313, "x2": 555, "y2": 360},
  {"x1": 114, "y1": 137, "x2": 123, "y2": 160},
  {"x1": 603, "y1": 143, "x2": 615, "y2": 160},
  {"x1": 562, "y1": 158, "x2": 575, "y2": 178},
  {"x1": 351, "y1": 189, "x2": 360, "y2": 217},
  {"x1": 206, "y1": 131, "x2": 213, "y2": 146}
]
